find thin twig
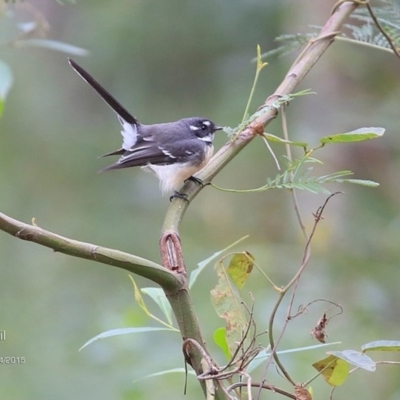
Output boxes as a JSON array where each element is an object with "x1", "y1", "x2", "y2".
[
  {"x1": 366, "y1": 2, "x2": 400, "y2": 59},
  {"x1": 281, "y1": 105, "x2": 307, "y2": 239},
  {"x1": 227, "y1": 382, "x2": 296, "y2": 399},
  {"x1": 259, "y1": 193, "x2": 342, "y2": 395}
]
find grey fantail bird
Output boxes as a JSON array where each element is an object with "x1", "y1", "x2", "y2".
[{"x1": 68, "y1": 59, "x2": 222, "y2": 196}]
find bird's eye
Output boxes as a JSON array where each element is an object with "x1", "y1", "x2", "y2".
[{"x1": 201, "y1": 124, "x2": 208, "y2": 131}]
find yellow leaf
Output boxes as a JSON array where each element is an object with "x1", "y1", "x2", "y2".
[
  {"x1": 312, "y1": 355, "x2": 350, "y2": 386},
  {"x1": 210, "y1": 261, "x2": 248, "y2": 355},
  {"x1": 227, "y1": 252, "x2": 254, "y2": 288}
]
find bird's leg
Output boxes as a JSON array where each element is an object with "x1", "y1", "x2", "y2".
[
  {"x1": 170, "y1": 176, "x2": 211, "y2": 201},
  {"x1": 169, "y1": 191, "x2": 189, "y2": 202},
  {"x1": 185, "y1": 176, "x2": 210, "y2": 187}
]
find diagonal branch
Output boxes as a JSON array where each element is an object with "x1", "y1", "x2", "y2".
[{"x1": 163, "y1": 1, "x2": 359, "y2": 234}]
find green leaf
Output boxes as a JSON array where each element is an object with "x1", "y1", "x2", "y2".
[
  {"x1": 341, "y1": 179, "x2": 379, "y2": 187},
  {"x1": 362, "y1": 340, "x2": 400, "y2": 352},
  {"x1": 80, "y1": 327, "x2": 174, "y2": 350},
  {"x1": 312, "y1": 354, "x2": 350, "y2": 386},
  {"x1": 263, "y1": 133, "x2": 308, "y2": 148},
  {"x1": 141, "y1": 287, "x2": 173, "y2": 326},
  {"x1": 210, "y1": 261, "x2": 248, "y2": 355},
  {"x1": 213, "y1": 327, "x2": 231, "y2": 360},
  {"x1": 320, "y1": 127, "x2": 385, "y2": 144},
  {"x1": 227, "y1": 252, "x2": 254, "y2": 288},
  {"x1": 213, "y1": 153, "x2": 379, "y2": 195},
  {"x1": 189, "y1": 235, "x2": 249, "y2": 288},
  {"x1": 329, "y1": 350, "x2": 376, "y2": 372},
  {"x1": 0, "y1": 60, "x2": 13, "y2": 118},
  {"x1": 129, "y1": 276, "x2": 178, "y2": 331}
]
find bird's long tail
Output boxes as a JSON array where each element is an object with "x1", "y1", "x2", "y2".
[{"x1": 68, "y1": 58, "x2": 138, "y2": 125}]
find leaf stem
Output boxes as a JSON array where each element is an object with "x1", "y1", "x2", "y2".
[{"x1": 241, "y1": 45, "x2": 268, "y2": 124}]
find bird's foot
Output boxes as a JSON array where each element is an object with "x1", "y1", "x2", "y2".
[
  {"x1": 169, "y1": 191, "x2": 189, "y2": 202},
  {"x1": 185, "y1": 176, "x2": 210, "y2": 187}
]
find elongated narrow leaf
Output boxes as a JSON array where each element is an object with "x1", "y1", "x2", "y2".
[
  {"x1": 341, "y1": 179, "x2": 379, "y2": 187},
  {"x1": 228, "y1": 252, "x2": 254, "y2": 288},
  {"x1": 320, "y1": 127, "x2": 385, "y2": 144},
  {"x1": 80, "y1": 327, "x2": 174, "y2": 350},
  {"x1": 312, "y1": 354, "x2": 350, "y2": 386},
  {"x1": 329, "y1": 350, "x2": 376, "y2": 372},
  {"x1": 362, "y1": 340, "x2": 400, "y2": 352},
  {"x1": 210, "y1": 261, "x2": 248, "y2": 355},
  {"x1": 16, "y1": 39, "x2": 89, "y2": 56},
  {"x1": 133, "y1": 368, "x2": 196, "y2": 383},
  {"x1": 264, "y1": 133, "x2": 308, "y2": 148},
  {"x1": 141, "y1": 287, "x2": 173, "y2": 326},
  {"x1": 130, "y1": 277, "x2": 178, "y2": 330}
]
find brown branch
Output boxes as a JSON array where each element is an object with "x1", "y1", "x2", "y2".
[
  {"x1": 227, "y1": 382, "x2": 296, "y2": 400},
  {"x1": 162, "y1": 1, "x2": 360, "y2": 234},
  {"x1": 260, "y1": 193, "x2": 342, "y2": 394}
]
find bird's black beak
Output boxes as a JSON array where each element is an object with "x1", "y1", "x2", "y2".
[{"x1": 215, "y1": 126, "x2": 224, "y2": 131}]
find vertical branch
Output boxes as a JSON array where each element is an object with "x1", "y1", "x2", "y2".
[
  {"x1": 158, "y1": 2, "x2": 359, "y2": 399},
  {"x1": 159, "y1": 215, "x2": 232, "y2": 398},
  {"x1": 160, "y1": 231, "x2": 186, "y2": 276}
]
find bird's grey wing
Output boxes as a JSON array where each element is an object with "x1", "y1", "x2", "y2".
[
  {"x1": 100, "y1": 142, "x2": 174, "y2": 172},
  {"x1": 157, "y1": 138, "x2": 208, "y2": 165}
]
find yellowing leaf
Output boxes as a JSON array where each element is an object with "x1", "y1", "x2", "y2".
[
  {"x1": 228, "y1": 252, "x2": 255, "y2": 288},
  {"x1": 312, "y1": 355, "x2": 350, "y2": 386},
  {"x1": 210, "y1": 261, "x2": 248, "y2": 355}
]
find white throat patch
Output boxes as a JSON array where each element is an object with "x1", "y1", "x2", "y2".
[{"x1": 198, "y1": 133, "x2": 214, "y2": 143}]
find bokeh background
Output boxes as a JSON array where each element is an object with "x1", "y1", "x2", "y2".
[{"x1": 0, "y1": 0, "x2": 399, "y2": 399}]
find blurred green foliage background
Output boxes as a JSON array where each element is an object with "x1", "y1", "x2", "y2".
[{"x1": 0, "y1": 0, "x2": 400, "y2": 399}]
